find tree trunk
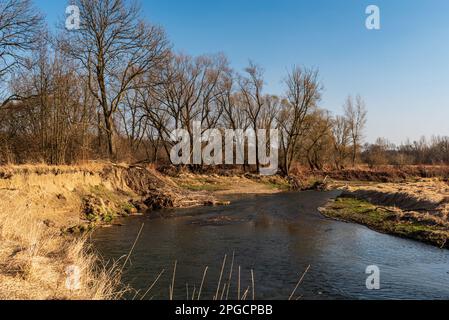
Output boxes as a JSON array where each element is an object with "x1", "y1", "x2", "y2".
[
  {"x1": 352, "y1": 145, "x2": 357, "y2": 167},
  {"x1": 104, "y1": 114, "x2": 116, "y2": 160},
  {"x1": 254, "y1": 126, "x2": 260, "y2": 174}
]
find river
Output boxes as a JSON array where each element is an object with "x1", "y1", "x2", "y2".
[{"x1": 92, "y1": 191, "x2": 449, "y2": 300}]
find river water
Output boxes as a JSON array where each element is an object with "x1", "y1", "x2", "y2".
[{"x1": 92, "y1": 191, "x2": 449, "y2": 300}]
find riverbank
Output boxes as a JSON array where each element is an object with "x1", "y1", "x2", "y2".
[
  {"x1": 170, "y1": 173, "x2": 291, "y2": 195},
  {"x1": 4, "y1": 162, "x2": 447, "y2": 299},
  {"x1": 0, "y1": 163, "x2": 293, "y2": 299},
  {"x1": 320, "y1": 178, "x2": 449, "y2": 248}
]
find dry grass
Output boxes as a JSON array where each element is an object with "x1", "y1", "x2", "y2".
[
  {"x1": 0, "y1": 160, "x2": 129, "y2": 174},
  {"x1": 0, "y1": 163, "x2": 129, "y2": 300},
  {"x1": 0, "y1": 204, "x2": 119, "y2": 300},
  {"x1": 170, "y1": 173, "x2": 290, "y2": 195},
  {"x1": 132, "y1": 255, "x2": 310, "y2": 301},
  {"x1": 345, "y1": 178, "x2": 449, "y2": 203},
  {"x1": 342, "y1": 178, "x2": 449, "y2": 222},
  {"x1": 0, "y1": 202, "x2": 123, "y2": 300},
  {"x1": 309, "y1": 165, "x2": 449, "y2": 183}
]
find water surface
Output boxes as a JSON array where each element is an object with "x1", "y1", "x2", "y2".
[{"x1": 92, "y1": 191, "x2": 449, "y2": 300}]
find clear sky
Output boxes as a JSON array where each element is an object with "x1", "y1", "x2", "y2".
[{"x1": 34, "y1": 0, "x2": 449, "y2": 144}]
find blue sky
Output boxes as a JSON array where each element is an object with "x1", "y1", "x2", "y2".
[{"x1": 35, "y1": 0, "x2": 449, "y2": 143}]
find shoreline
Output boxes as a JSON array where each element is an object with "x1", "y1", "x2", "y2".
[
  {"x1": 319, "y1": 189, "x2": 449, "y2": 249},
  {"x1": 2, "y1": 163, "x2": 449, "y2": 299},
  {"x1": 0, "y1": 163, "x2": 293, "y2": 300}
]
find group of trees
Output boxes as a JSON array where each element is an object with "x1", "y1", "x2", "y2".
[
  {"x1": 1, "y1": 0, "x2": 374, "y2": 175},
  {"x1": 363, "y1": 136, "x2": 449, "y2": 167}
]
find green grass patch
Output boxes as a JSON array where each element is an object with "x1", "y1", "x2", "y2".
[
  {"x1": 264, "y1": 181, "x2": 291, "y2": 191},
  {"x1": 259, "y1": 177, "x2": 291, "y2": 191},
  {"x1": 179, "y1": 183, "x2": 228, "y2": 192},
  {"x1": 322, "y1": 197, "x2": 449, "y2": 248}
]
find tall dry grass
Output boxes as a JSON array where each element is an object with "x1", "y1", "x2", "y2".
[
  {"x1": 0, "y1": 173, "x2": 123, "y2": 300},
  {"x1": 130, "y1": 254, "x2": 311, "y2": 301}
]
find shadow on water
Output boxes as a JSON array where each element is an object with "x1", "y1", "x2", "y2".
[{"x1": 92, "y1": 191, "x2": 449, "y2": 300}]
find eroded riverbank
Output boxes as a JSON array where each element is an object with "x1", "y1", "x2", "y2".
[
  {"x1": 2, "y1": 163, "x2": 449, "y2": 300},
  {"x1": 0, "y1": 164, "x2": 291, "y2": 299}
]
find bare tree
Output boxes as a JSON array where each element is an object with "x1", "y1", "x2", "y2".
[
  {"x1": 3, "y1": 37, "x2": 97, "y2": 164},
  {"x1": 277, "y1": 66, "x2": 322, "y2": 175},
  {"x1": 1, "y1": 1, "x2": 378, "y2": 170},
  {"x1": 137, "y1": 82, "x2": 172, "y2": 162},
  {"x1": 149, "y1": 53, "x2": 229, "y2": 165},
  {"x1": 63, "y1": 0, "x2": 169, "y2": 159},
  {"x1": 239, "y1": 62, "x2": 266, "y2": 173},
  {"x1": 219, "y1": 73, "x2": 249, "y2": 132},
  {"x1": 117, "y1": 86, "x2": 148, "y2": 157},
  {"x1": 302, "y1": 110, "x2": 333, "y2": 170},
  {"x1": 363, "y1": 137, "x2": 392, "y2": 168},
  {"x1": 331, "y1": 115, "x2": 351, "y2": 169},
  {"x1": 344, "y1": 95, "x2": 368, "y2": 167},
  {"x1": 0, "y1": 0, "x2": 43, "y2": 100}
]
